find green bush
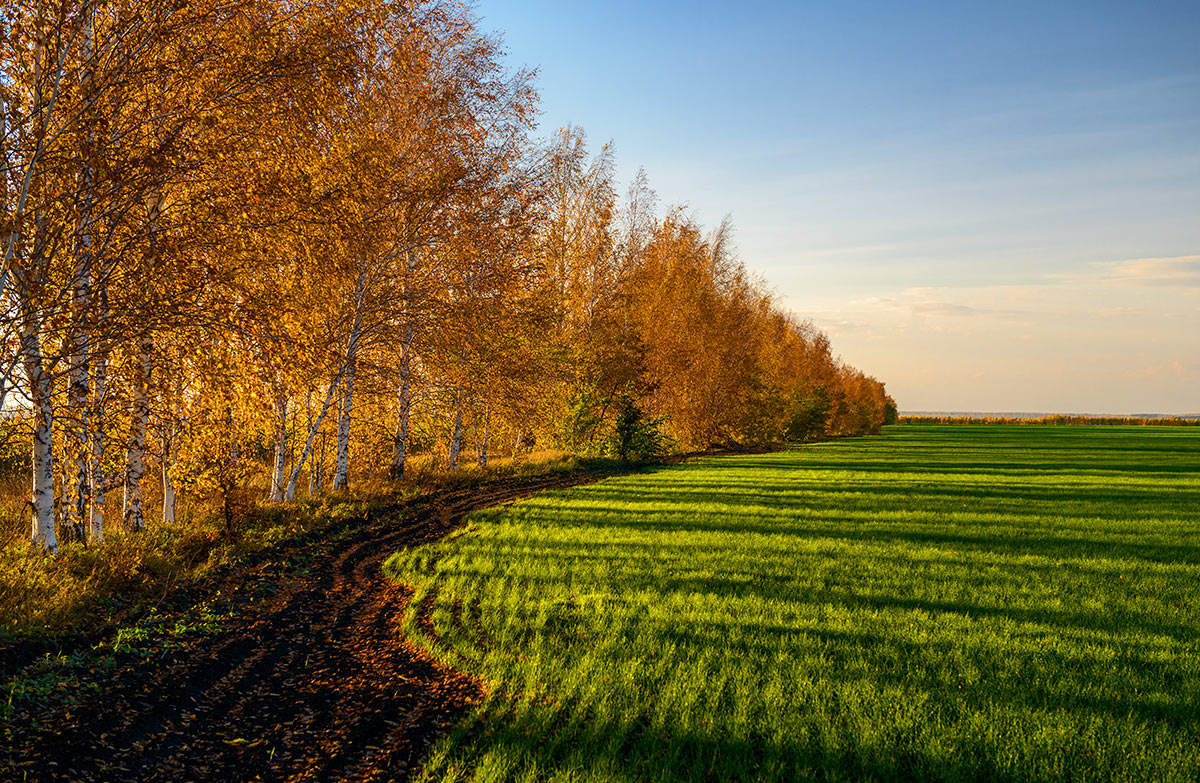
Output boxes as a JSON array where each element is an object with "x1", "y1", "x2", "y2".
[{"x1": 608, "y1": 395, "x2": 668, "y2": 463}]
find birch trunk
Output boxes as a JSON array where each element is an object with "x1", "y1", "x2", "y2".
[
  {"x1": 478, "y1": 407, "x2": 490, "y2": 468},
  {"x1": 64, "y1": 14, "x2": 96, "y2": 544},
  {"x1": 390, "y1": 384, "x2": 412, "y2": 480},
  {"x1": 283, "y1": 372, "x2": 343, "y2": 501},
  {"x1": 124, "y1": 180, "x2": 162, "y2": 533},
  {"x1": 161, "y1": 424, "x2": 175, "y2": 524},
  {"x1": 22, "y1": 318, "x2": 56, "y2": 554},
  {"x1": 89, "y1": 342, "x2": 107, "y2": 542},
  {"x1": 315, "y1": 432, "x2": 325, "y2": 492},
  {"x1": 269, "y1": 393, "x2": 288, "y2": 501},
  {"x1": 64, "y1": 301, "x2": 89, "y2": 543},
  {"x1": 389, "y1": 338, "x2": 413, "y2": 480},
  {"x1": 447, "y1": 382, "x2": 464, "y2": 471},
  {"x1": 123, "y1": 336, "x2": 152, "y2": 533},
  {"x1": 332, "y1": 356, "x2": 355, "y2": 491},
  {"x1": 306, "y1": 393, "x2": 316, "y2": 495}
]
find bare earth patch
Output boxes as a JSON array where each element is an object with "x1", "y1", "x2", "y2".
[{"x1": 2, "y1": 472, "x2": 610, "y2": 782}]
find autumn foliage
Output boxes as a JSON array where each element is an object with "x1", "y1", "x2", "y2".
[{"x1": 0, "y1": 0, "x2": 891, "y2": 554}]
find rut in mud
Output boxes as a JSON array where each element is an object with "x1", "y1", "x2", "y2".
[{"x1": 4, "y1": 472, "x2": 605, "y2": 783}]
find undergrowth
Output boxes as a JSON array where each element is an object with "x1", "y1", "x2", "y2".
[{"x1": 0, "y1": 449, "x2": 601, "y2": 645}]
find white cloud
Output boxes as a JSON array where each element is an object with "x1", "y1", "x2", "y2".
[
  {"x1": 1100, "y1": 255, "x2": 1200, "y2": 288},
  {"x1": 1123, "y1": 365, "x2": 1164, "y2": 379}
]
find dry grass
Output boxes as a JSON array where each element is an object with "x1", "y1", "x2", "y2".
[{"x1": 0, "y1": 448, "x2": 597, "y2": 642}]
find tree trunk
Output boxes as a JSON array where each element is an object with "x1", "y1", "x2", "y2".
[
  {"x1": 89, "y1": 342, "x2": 107, "y2": 542},
  {"x1": 284, "y1": 371, "x2": 344, "y2": 502},
  {"x1": 332, "y1": 356, "x2": 355, "y2": 491},
  {"x1": 305, "y1": 392, "x2": 316, "y2": 495},
  {"x1": 390, "y1": 389, "x2": 412, "y2": 481},
  {"x1": 161, "y1": 420, "x2": 176, "y2": 524},
  {"x1": 22, "y1": 318, "x2": 56, "y2": 554},
  {"x1": 64, "y1": 246, "x2": 91, "y2": 541},
  {"x1": 123, "y1": 336, "x2": 152, "y2": 533},
  {"x1": 64, "y1": 328, "x2": 89, "y2": 544},
  {"x1": 63, "y1": 5, "x2": 97, "y2": 544},
  {"x1": 269, "y1": 393, "x2": 288, "y2": 501},
  {"x1": 389, "y1": 344, "x2": 413, "y2": 480},
  {"x1": 447, "y1": 382, "x2": 464, "y2": 471},
  {"x1": 315, "y1": 432, "x2": 326, "y2": 492},
  {"x1": 478, "y1": 407, "x2": 490, "y2": 468}
]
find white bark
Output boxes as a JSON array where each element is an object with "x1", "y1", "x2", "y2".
[
  {"x1": 269, "y1": 393, "x2": 288, "y2": 501},
  {"x1": 22, "y1": 318, "x2": 56, "y2": 554},
  {"x1": 284, "y1": 373, "x2": 343, "y2": 501},
  {"x1": 332, "y1": 356, "x2": 355, "y2": 491},
  {"x1": 160, "y1": 418, "x2": 175, "y2": 524},
  {"x1": 447, "y1": 382, "x2": 464, "y2": 471},
  {"x1": 305, "y1": 393, "x2": 316, "y2": 495},
  {"x1": 389, "y1": 333, "x2": 414, "y2": 480},
  {"x1": 123, "y1": 336, "x2": 152, "y2": 533},
  {"x1": 446, "y1": 346, "x2": 469, "y2": 471},
  {"x1": 478, "y1": 407, "x2": 490, "y2": 468},
  {"x1": 64, "y1": 0, "x2": 97, "y2": 545},
  {"x1": 314, "y1": 431, "x2": 326, "y2": 492},
  {"x1": 65, "y1": 287, "x2": 90, "y2": 543},
  {"x1": 390, "y1": 384, "x2": 412, "y2": 481},
  {"x1": 89, "y1": 344, "x2": 107, "y2": 542},
  {"x1": 287, "y1": 266, "x2": 366, "y2": 499}
]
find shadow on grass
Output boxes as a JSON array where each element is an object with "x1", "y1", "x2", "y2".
[
  {"x1": 408, "y1": 427, "x2": 1200, "y2": 782},
  {"x1": 444, "y1": 695, "x2": 1145, "y2": 783},
  {"x1": 503, "y1": 495, "x2": 1200, "y2": 565}
]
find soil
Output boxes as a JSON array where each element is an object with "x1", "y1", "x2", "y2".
[{"x1": 1, "y1": 470, "x2": 612, "y2": 782}]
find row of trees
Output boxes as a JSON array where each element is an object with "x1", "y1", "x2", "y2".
[
  {"x1": 899, "y1": 416, "x2": 1197, "y2": 426},
  {"x1": 2, "y1": 0, "x2": 892, "y2": 554}
]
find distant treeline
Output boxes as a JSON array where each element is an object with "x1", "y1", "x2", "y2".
[{"x1": 899, "y1": 416, "x2": 1200, "y2": 427}]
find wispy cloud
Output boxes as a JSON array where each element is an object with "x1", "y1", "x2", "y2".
[
  {"x1": 1123, "y1": 365, "x2": 1164, "y2": 379},
  {"x1": 861, "y1": 289, "x2": 1024, "y2": 320},
  {"x1": 911, "y1": 302, "x2": 988, "y2": 317},
  {"x1": 1100, "y1": 255, "x2": 1200, "y2": 288}
]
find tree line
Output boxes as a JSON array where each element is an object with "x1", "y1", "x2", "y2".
[
  {"x1": 900, "y1": 416, "x2": 1197, "y2": 426},
  {"x1": 2, "y1": 0, "x2": 892, "y2": 555}
]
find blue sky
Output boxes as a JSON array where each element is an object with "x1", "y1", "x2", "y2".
[{"x1": 476, "y1": 1, "x2": 1200, "y2": 413}]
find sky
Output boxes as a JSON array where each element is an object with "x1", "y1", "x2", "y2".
[{"x1": 475, "y1": 0, "x2": 1200, "y2": 414}]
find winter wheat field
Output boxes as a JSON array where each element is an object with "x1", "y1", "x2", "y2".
[{"x1": 386, "y1": 425, "x2": 1200, "y2": 782}]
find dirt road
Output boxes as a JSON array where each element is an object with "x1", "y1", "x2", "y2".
[{"x1": 4, "y1": 472, "x2": 602, "y2": 782}]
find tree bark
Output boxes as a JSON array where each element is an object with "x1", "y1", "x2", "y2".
[
  {"x1": 447, "y1": 382, "x2": 464, "y2": 471},
  {"x1": 161, "y1": 419, "x2": 175, "y2": 524},
  {"x1": 123, "y1": 336, "x2": 152, "y2": 533},
  {"x1": 89, "y1": 339, "x2": 107, "y2": 542},
  {"x1": 389, "y1": 337, "x2": 414, "y2": 480},
  {"x1": 63, "y1": 4, "x2": 98, "y2": 544},
  {"x1": 305, "y1": 392, "x2": 317, "y2": 495},
  {"x1": 478, "y1": 407, "x2": 490, "y2": 468},
  {"x1": 269, "y1": 393, "x2": 288, "y2": 501},
  {"x1": 22, "y1": 317, "x2": 57, "y2": 554},
  {"x1": 332, "y1": 355, "x2": 355, "y2": 491},
  {"x1": 283, "y1": 371, "x2": 344, "y2": 502}
]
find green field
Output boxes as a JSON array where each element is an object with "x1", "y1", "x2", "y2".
[{"x1": 385, "y1": 425, "x2": 1200, "y2": 782}]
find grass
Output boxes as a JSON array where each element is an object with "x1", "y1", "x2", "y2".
[
  {"x1": 385, "y1": 425, "x2": 1200, "y2": 782},
  {"x1": 0, "y1": 449, "x2": 593, "y2": 642}
]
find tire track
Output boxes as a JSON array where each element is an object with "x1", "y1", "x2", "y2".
[{"x1": 6, "y1": 471, "x2": 610, "y2": 783}]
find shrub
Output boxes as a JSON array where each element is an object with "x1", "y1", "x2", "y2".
[{"x1": 608, "y1": 395, "x2": 668, "y2": 463}]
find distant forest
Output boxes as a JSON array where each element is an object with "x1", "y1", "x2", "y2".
[{"x1": 900, "y1": 415, "x2": 1198, "y2": 426}]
